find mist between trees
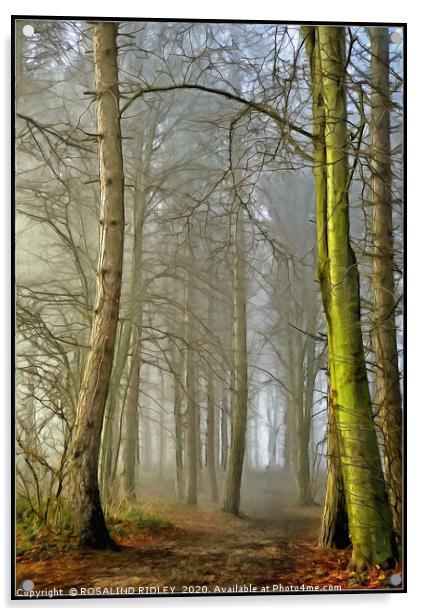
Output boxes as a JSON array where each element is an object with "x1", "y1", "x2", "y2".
[{"x1": 15, "y1": 20, "x2": 403, "y2": 574}]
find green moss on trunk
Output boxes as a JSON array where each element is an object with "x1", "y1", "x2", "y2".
[{"x1": 303, "y1": 26, "x2": 396, "y2": 570}]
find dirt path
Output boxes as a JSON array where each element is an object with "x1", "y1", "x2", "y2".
[{"x1": 16, "y1": 505, "x2": 399, "y2": 595}]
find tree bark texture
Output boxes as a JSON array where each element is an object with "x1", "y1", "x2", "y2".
[
  {"x1": 207, "y1": 364, "x2": 219, "y2": 502},
  {"x1": 68, "y1": 22, "x2": 124, "y2": 548},
  {"x1": 223, "y1": 210, "x2": 248, "y2": 515},
  {"x1": 370, "y1": 26, "x2": 403, "y2": 544},
  {"x1": 302, "y1": 26, "x2": 395, "y2": 570},
  {"x1": 319, "y1": 385, "x2": 350, "y2": 548},
  {"x1": 185, "y1": 270, "x2": 198, "y2": 505}
]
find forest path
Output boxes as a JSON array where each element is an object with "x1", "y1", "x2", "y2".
[{"x1": 16, "y1": 504, "x2": 396, "y2": 594}]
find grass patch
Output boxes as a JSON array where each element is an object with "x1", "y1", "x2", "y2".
[
  {"x1": 15, "y1": 497, "x2": 174, "y2": 558},
  {"x1": 105, "y1": 498, "x2": 174, "y2": 538},
  {"x1": 16, "y1": 501, "x2": 78, "y2": 559}
]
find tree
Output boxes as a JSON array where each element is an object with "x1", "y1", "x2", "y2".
[
  {"x1": 185, "y1": 263, "x2": 198, "y2": 506},
  {"x1": 99, "y1": 320, "x2": 132, "y2": 499},
  {"x1": 318, "y1": 392, "x2": 349, "y2": 548},
  {"x1": 122, "y1": 113, "x2": 158, "y2": 498},
  {"x1": 68, "y1": 22, "x2": 124, "y2": 548},
  {"x1": 302, "y1": 25, "x2": 396, "y2": 570},
  {"x1": 223, "y1": 207, "x2": 248, "y2": 515},
  {"x1": 292, "y1": 325, "x2": 316, "y2": 506},
  {"x1": 206, "y1": 313, "x2": 219, "y2": 501},
  {"x1": 369, "y1": 26, "x2": 403, "y2": 544},
  {"x1": 172, "y1": 346, "x2": 185, "y2": 500}
]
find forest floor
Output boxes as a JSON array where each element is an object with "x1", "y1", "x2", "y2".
[{"x1": 16, "y1": 498, "x2": 402, "y2": 597}]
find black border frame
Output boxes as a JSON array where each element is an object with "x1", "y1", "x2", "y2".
[{"x1": 11, "y1": 14, "x2": 407, "y2": 600}]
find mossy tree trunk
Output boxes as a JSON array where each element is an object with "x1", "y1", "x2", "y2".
[
  {"x1": 68, "y1": 22, "x2": 124, "y2": 549},
  {"x1": 370, "y1": 26, "x2": 403, "y2": 545},
  {"x1": 302, "y1": 26, "x2": 396, "y2": 571}
]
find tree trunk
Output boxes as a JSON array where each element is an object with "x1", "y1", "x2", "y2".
[
  {"x1": 207, "y1": 364, "x2": 219, "y2": 502},
  {"x1": 370, "y1": 26, "x2": 403, "y2": 544},
  {"x1": 319, "y1": 386, "x2": 350, "y2": 548},
  {"x1": 286, "y1": 318, "x2": 313, "y2": 506},
  {"x1": 158, "y1": 404, "x2": 166, "y2": 480},
  {"x1": 220, "y1": 395, "x2": 229, "y2": 470},
  {"x1": 185, "y1": 271, "x2": 198, "y2": 505},
  {"x1": 302, "y1": 26, "x2": 395, "y2": 571},
  {"x1": 283, "y1": 402, "x2": 294, "y2": 473},
  {"x1": 123, "y1": 330, "x2": 141, "y2": 498},
  {"x1": 267, "y1": 389, "x2": 278, "y2": 469},
  {"x1": 143, "y1": 408, "x2": 152, "y2": 472},
  {"x1": 68, "y1": 22, "x2": 124, "y2": 549},
  {"x1": 268, "y1": 428, "x2": 277, "y2": 469},
  {"x1": 173, "y1": 366, "x2": 185, "y2": 500},
  {"x1": 223, "y1": 210, "x2": 248, "y2": 515},
  {"x1": 295, "y1": 335, "x2": 316, "y2": 506},
  {"x1": 292, "y1": 338, "x2": 309, "y2": 505},
  {"x1": 122, "y1": 110, "x2": 156, "y2": 497},
  {"x1": 197, "y1": 401, "x2": 204, "y2": 492},
  {"x1": 185, "y1": 360, "x2": 198, "y2": 504},
  {"x1": 100, "y1": 319, "x2": 132, "y2": 500},
  {"x1": 294, "y1": 415, "x2": 312, "y2": 505},
  {"x1": 254, "y1": 409, "x2": 261, "y2": 468}
]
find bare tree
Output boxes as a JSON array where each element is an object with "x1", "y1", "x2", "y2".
[{"x1": 68, "y1": 22, "x2": 124, "y2": 548}]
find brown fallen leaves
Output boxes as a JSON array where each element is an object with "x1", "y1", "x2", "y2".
[{"x1": 16, "y1": 505, "x2": 402, "y2": 594}]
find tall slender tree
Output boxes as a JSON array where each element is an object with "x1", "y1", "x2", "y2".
[
  {"x1": 122, "y1": 328, "x2": 141, "y2": 497},
  {"x1": 173, "y1": 355, "x2": 185, "y2": 500},
  {"x1": 223, "y1": 208, "x2": 248, "y2": 515},
  {"x1": 302, "y1": 26, "x2": 396, "y2": 570},
  {"x1": 207, "y1": 363, "x2": 219, "y2": 502},
  {"x1": 68, "y1": 22, "x2": 124, "y2": 548},
  {"x1": 369, "y1": 26, "x2": 403, "y2": 544},
  {"x1": 185, "y1": 264, "x2": 198, "y2": 505}
]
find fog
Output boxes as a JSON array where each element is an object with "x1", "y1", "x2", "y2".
[{"x1": 15, "y1": 19, "x2": 403, "y2": 576}]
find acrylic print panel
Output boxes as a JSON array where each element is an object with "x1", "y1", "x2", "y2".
[{"x1": 13, "y1": 17, "x2": 405, "y2": 599}]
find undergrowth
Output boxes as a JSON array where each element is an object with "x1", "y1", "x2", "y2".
[{"x1": 16, "y1": 497, "x2": 173, "y2": 558}]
